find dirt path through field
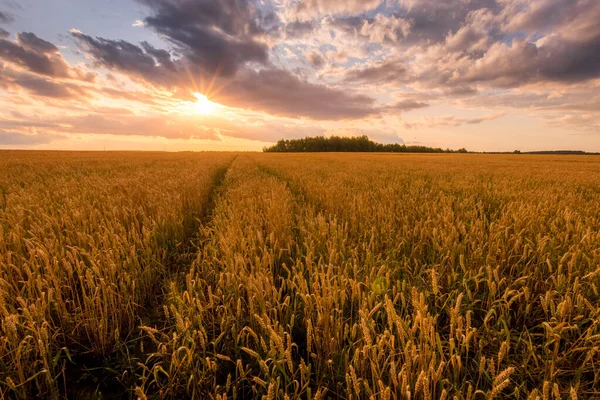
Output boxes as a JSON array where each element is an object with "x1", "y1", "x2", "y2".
[
  {"x1": 65, "y1": 155, "x2": 238, "y2": 400},
  {"x1": 140, "y1": 154, "x2": 238, "y2": 326}
]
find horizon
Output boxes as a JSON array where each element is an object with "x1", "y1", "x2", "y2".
[
  {"x1": 1, "y1": 145, "x2": 599, "y2": 154},
  {"x1": 1, "y1": 1, "x2": 599, "y2": 152}
]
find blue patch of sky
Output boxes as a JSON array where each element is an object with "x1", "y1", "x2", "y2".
[
  {"x1": 336, "y1": 44, "x2": 387, "y2": 70},
  {"x1": 254, "y1": 0, "x2": 280, "y2": 16},
  {"x1": 2, "y1": 0, "x2": 169, "y2": 64},
  {"x1": 500, "y1": 31, "x2": 545, "y2": 45},
  {"x1": 363, "y1": 1, "x2": 402, "y2": 19}
]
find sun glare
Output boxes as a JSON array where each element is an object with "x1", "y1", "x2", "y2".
[{"x1": 193, "y1": 93, "x2": 217, "y2": 115}]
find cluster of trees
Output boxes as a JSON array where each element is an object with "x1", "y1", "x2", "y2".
[
  {"x1": 263, "y1": 135, "x2": 468, "y2": 153},
  {"x1": 508, "y1": 150, "x2": 591, "y2": 155},
  {"x1": 525, "y1": 150, "x2": 588, "y2": 155}
]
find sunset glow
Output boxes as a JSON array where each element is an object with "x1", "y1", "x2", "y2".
[
  {"x1": 192, "y1": 93, "x2": 217, "y2": 115},
  {"x1": 0, "y1": 0, "x2": 598, "y2": 151}
]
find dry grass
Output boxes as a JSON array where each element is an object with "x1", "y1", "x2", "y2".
[{"x1": 1, "y1": 151, "x2": 599, "y2": 399}]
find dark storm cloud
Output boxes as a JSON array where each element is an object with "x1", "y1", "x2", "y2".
[
  {"x1": 16, "y1": 32, "x2": 59, "y2": 53},
  {"x1": 459, "y1": 35, "x2": 600, "y2": 87},
  {"x1": 0, "y1": 32, "x2": 72, "y2": 78},
  {"x1": 72, "y1": 31, "x2": 181, "y2": 87},
  {"x1": 13, "y1": 75, "x2": 88, "y2": 98},
  {"x1": 528, "y1": 37, "x2": 600, "y2": 83},
  {"x1": 138, "y1": 0, "x2": 265, "y2": 36},
  {"x1": 0, "y1": 11, "x2": 14, "y2": 24},
  {"x1": 220, "y1": 68, "x2": 378, "y2": 120},
  {"x1": 135, "y1": 0, "x2": 270, "y2": 77},
  {"x1": 0, "y1": 28, "x2": 9, "y2": 39},
  {"x1": 140, "y1": 41, "x2": 176, "y2": 71}
]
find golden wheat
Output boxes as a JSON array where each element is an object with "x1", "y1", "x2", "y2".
[{"x1": 1, "y1": 151, "x2": 599, "y2": 399}]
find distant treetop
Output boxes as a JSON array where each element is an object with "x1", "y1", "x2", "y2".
[{"x1": 263, "y1": 135, "x2": 468, "y2": 153}]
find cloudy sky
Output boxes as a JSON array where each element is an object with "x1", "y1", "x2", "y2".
[{"x1": 0, "y1": 0, "x2": 598, "y2": 151}]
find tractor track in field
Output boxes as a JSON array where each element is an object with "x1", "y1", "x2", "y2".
[
  {"x1": 141, "y1": 154, "x2": 238, "y2": 326},
  {"x1": 255, "y1": 162, "x2": 326, "y2": 214},
  {"x1": 252, "y1": 161, "x2": 332, "y2": 388},
  {"x1": 64, "y1": 155, "x2": 238, "y2": 400}
]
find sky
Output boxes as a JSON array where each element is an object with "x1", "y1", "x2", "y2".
[{"x1": 0, "y1": 0, "x2": 598, "y2": 152}]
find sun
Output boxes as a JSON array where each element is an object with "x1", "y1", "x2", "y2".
[{"x1": 193, "y1": 92, "x2": 217, "y2": 115}]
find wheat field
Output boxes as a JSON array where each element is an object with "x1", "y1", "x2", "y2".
[{"x1": 0, "y1": 151, "x2": 599, "y2": 399}]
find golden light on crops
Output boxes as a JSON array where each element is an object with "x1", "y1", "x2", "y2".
[
  {"x1": 192, "y1": 92, "x2": 217, "y2": 115},
  {"x1": 2, "y1": 152, "x2": 600, "y2": 398}
]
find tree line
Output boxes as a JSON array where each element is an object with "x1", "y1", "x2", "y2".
[{"x1": 263, "y1": 135, "x2": 468, "y2": 153}]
